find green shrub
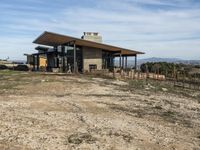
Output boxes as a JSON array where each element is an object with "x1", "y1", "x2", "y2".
[
  {"x1": 0, "y1": 65, "x2": 8, "y2": 70},
  {"x1": 14, "y1": 65, "x2": 29, "y2": 71}
]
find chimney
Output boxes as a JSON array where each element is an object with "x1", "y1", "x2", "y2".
[{"x1": 81, "y1": 32, "x2": 102, "y2": 43}]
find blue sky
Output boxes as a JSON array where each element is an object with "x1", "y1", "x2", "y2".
[{"x1": 0, "y1": 0, "x2": 200, "y2": 60}]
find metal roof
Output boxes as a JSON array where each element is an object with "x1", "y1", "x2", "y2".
[
  {"x1": 33, "y1": 31, "x2": 145, "y2": 56},
  {"x1": 35, "y1": 46, "x2": 50, "y2": 51}
]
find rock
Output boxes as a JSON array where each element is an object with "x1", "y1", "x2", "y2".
[
  {"x1": 162, "y1": 88, "x2": 168, "y2": 92},
  {"x1": 145, "y1": 88, "x2": 150, "y2": 90}
]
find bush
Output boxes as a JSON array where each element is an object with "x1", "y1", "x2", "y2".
[
  {"x1": 14, "y1": 65, "x2": 29, "y2": 71},
  {"x1": 0, "y1": 65, "x2": 8, "y2": 70}
]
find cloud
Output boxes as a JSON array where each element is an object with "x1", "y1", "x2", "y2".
[{"x1": 0, "y1": 0, "x2": 199, "y2": 60}]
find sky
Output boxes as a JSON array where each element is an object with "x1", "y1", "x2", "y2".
[{"x1": 0, "y1": 0, "x2": 200, "y2": 60}]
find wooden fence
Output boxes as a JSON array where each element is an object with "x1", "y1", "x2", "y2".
[{"x1": 90, "y1": 69, "x2": 200, "y2": 90}]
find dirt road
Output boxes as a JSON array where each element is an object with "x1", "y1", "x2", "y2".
[{"x1": 0, "y1": 71, "x2": 200, "y2": 150}]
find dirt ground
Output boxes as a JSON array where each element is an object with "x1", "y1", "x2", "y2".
[{"x1": 0, "y1": 71, "x2": 200, "y2": 150}]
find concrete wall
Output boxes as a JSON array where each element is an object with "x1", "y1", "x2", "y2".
[
  {"x1": 81, "y1": 32, "x2": 102, "y2": 43},
  {"x1": 82, "y1": 47, "x2": 102, "y2": 72},
  {"x1": 82, "y1": 35, "x2": 102, "y2": 43}
]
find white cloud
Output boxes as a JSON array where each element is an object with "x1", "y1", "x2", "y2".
[{"x1": 0, "y1": 0, "x2": 199, "y2": 60}]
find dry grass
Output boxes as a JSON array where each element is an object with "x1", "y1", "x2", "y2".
[{"x1": 0, "y1": 70, "x2": 200, "y2": 150}]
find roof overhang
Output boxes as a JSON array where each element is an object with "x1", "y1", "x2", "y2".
[
  {"x1": 35, "y1": 46, "x2": 50, "y2": 51},
  {"x1": 33, "y1": 31, "x2": 145, "y2": 56}
]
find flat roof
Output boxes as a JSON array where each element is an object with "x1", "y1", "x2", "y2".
[
  {"x1": 35, "y1": 46, "x2": 50, "y2": 51},
  {"x1": 33, "y1": 31, "x2": 144, "y2": 56}
]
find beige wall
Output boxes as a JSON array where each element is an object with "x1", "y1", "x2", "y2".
[
  {"x1": 82, "y1": 47, "x2": 102, "y2": 72},
  {"x1": 39, "y1": 57, "x2": 47, "y2": 67}
]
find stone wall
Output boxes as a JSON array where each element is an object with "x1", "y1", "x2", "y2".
[{"x1": 82, "y1": 47, "x2": 102, "y2": 72}]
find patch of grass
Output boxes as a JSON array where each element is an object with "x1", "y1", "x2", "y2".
[
  {"x1": 108, "y1": 131, "x2": 133, "y2": 143},
  {"x1": 0, "y1": 71, "x2": 34, "y2": 94},
  {"x1": 154, "y1": 106, "x2": 163, "y2": 110},
  {"x1": 0, "y1": 70, "x2": 18, "y2": 75},
  {"x1": 125, "y1": 79, "x2": 200, "y2": 101},
  {"x1": 128, "y1": 80, "x2": 147, "y2": 89},
  {"x1": 67, "y1": 133, "x2": 96, "y2": 145},
  {"x1": 160, "y1": 110, "x2": 192, "y2": 127},
  {"x1": 110, "y1": 105, "x2": 145, "y2": 118},
  {"x1": 109, "y1": 102, "x2": 193, "y2": 128},
  {"x1": 196, "y1": 95, "x2": 200, "y2": 103},
  {"x1": 55, "y1": 94, "x2": 65, "y2": 98},
  {"x1": 162, "y1": 110, "x2": 175, "y2": 117},
  {"x1": 85, "y1": 94, "x2": 130, "y2": 98},
  {"x1": 160, "y1": 110, "x2": 179, "y2": 124}
]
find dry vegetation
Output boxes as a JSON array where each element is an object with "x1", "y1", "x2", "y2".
[{"x1": 0, "y1": 70, "x2": 200, "y2": 150}]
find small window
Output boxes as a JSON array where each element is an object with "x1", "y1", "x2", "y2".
[{"x1": 89, "y1": 64, "x2": 97, "y2": 72}]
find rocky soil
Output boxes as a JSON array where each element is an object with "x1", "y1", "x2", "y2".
[{"x1": 0, "y1": 71, "x2": 200, "y2": 150}]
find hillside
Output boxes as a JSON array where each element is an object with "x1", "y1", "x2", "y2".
[
  {"x1": 114, "y1": 57, "x2": 200, "y2": 68},
  {"x1": 138, "y1": 57, "x2": 200, "y2": 65}
]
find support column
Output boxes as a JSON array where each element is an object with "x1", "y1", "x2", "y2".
[
  {"x1": 33, "y1": 55, "x2": 35, "y2": 71},
  {"x1": 36, "y1": 55, "x2": 39, "y2": 71},
  {"x1": 122, "y1": 56, "x2": 124, "y2": 69},
  {"x1": 112, "y1": 56, "x2": 115, "y2": 78},
  {"x1": 62, "y1": 46, "x2": 66, "y2": 72},
  {"x1": 55, "y1": 47, "x2": 59, "y2": 68},
  {"x1": 135, "y1": 55, "x2": 137, "y2": 70},
  {"x1": 119, "y1": 54, "x2": 122, "y2": 69},
  {"x1": 73, "y1": 42, "x2": 77, "y2": 73},
  {"x1": 112, "y1": 55, "x2": 114, "y2": 69},
  {"x1": 125, "y1": 56, "x2": 128, "y2": 71}
]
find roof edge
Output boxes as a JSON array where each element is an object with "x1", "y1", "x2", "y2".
[
  {"x1": 33, "y1": 31, "x2": 145, "y2": 54},
  {"x1": 33, "y1": 31, "x2": 48, "y2": 44}
]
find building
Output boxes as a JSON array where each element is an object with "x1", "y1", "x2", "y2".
[{"x1": 26, "y1": 31, "x2": 144, "y2": 73}]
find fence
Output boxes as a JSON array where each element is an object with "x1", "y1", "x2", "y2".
[
  {"x1": 90, "y1": 69, "x2": 166, "y2": 80},
  {"x1": 173, "y1": 78, "x2": 200, "y2": 90},
  {"x1": 90, "y1": 68, "x2": 200, "y2": 90}
]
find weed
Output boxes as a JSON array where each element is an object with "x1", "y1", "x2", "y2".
[
  {"x1": 154, "y1": 106, "x2": 163, "y2": 110},
  {"x1": 67, "y1": 133, "x2": 96, "y2": 145},
  {"x1": 108, "y1": 131, "x2": 133, "y2": 143},
  {"x1": 85, "y1": 94, "x2": 130, "y2": 98},
  {"x1": 110, "y1": 105, "x2": 144, "y2": 118}
]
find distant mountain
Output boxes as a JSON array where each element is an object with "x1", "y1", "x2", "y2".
[
  {"x1": 139, "y1": 57, "x2": 181, "y2": 63},
  {"x1": 0, "y1": 59, "x2": 26, "y2": 64},
  {"x1": 114, "y1": 57, "x2": 200, "y2": 68},
  {"x1": 138, "y1": 57, "x2": 200, "y2": 65}
]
